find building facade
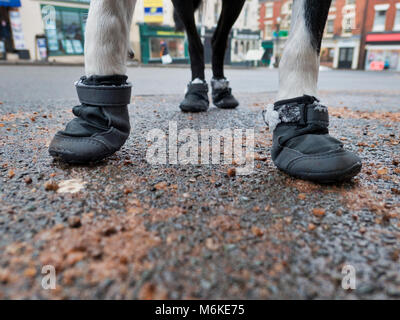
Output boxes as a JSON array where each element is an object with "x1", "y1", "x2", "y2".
[
  {"x1": 0, "y1": 0, "x2": 189, "y2": 63},
  {"x1": 0, "y1": 0, "x2": 31, "y2": 60},
  {"x1": 364, "y1": 0, "x2": 400, "y2": 71},
  {"x1": 259, "y1": 0, "x2": 400, "y2": 71},
  {"x1": 195, "y1": 0, "x2": 262, "y2": 65},
  {"x1": 1, "y1": 0, "x2": 260, "y2": 65},
  {"x1": 134, "y1": 0, "x2": 189, "y2": 64},
  {"x1": 320, "y1": 0, "x2": 371, "y2": 70},
  {"x1": 259, "y1": 0, "x2": 368, "y2": 69},
  {"x1": 258, "y1": 0, "x2": 290, "y2": 66},
  {"x1": 0, "y1": 0, "x2": 91, "y2": 63}
]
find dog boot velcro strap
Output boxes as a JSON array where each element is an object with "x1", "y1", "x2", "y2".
[
  {"x1": 76, "y1": 76, "x2": 132, "y2": 107},
  {"x1": 49, "y1": 75, "x2": 132, "y2": 164},
  {"x1": 179, "y1": 81, "x2": 209, "y2": 113},
  {"x1": 264, "y1": 95, "x2": 329, "y2": 132},
  {"x1": 211, "y1": 78, "x2": 239, "y2": 109},
  {"x1": 264, "y1": 95, "x2": 362, "y2": 183}
]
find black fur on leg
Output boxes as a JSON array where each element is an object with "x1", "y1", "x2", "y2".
[
  {"x1": 210, "y1": 0, "x2": 245, "y2": 109},
  {"x1": 212, "y1": 0, "x2": 246, "y2": 79},
  {"x1": 173, "y1": 0, "x2": 203, "y2": 32},
  {"x1": 304, "y1": 0, "x2": 332, "y2": 53},
  {"x1": 172, "y1": 0, "x2": 205, "y2": 80}
]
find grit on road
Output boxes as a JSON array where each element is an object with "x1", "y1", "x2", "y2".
[{"x1": 0, "y1": 65, "x2": 399, "y2": 299}]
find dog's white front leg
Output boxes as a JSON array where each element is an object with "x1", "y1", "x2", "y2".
[
  {"x1": 277, "y1": 0, "x2": 331, "y2": 100},
  {"x1": 85, "y1": 0, "x2": 137, "y2": 76}
]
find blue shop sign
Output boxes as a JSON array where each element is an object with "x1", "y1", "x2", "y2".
[{"x1": 0, "y1": 0, "x2": 22, "y2": 7}]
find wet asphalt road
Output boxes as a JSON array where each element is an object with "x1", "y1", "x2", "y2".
[{"x1": 0, "y1": 66, "x2": 399, "y2": 299}]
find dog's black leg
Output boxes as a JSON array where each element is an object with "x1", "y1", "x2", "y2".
[
  {"x1": 212, "y1": 0, "x2": 245, "y2": 79},
  {"x1": 263, "y1": 0, "x2": 362, "y2": 183},
  {"x1": 172, "y1": 0, "x2": 204, "y2": 81},
  {"x1": 211, "y1": 0, "x2": 245, "y2": 109},
  {"x1": 172, "y1": 0, "x2": 209, "y2": 112}
]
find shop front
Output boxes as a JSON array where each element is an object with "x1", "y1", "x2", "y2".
[
  {"x1": 230, "y1": 29, "x2": 261, "y2": 65},
  {"x1": 40, "y1": 3, "x2": 89, "y2": 57},
  {"x1": 365, "y1": 33, "x2": 400, "y2": 71},
  {"x1": 336, "y1": 37, "x2": 360, "y2": 70},
  {"x1": 139, "y1": 23, "x2": 188, "y2": 64},
  {"x1": 320, "y1": 37, "x2": 361, "y2": 70},
  {"x1": 320, "y1": 38, "x2": 337, "y2": 69},
  {"x1": 261, "y1": 40, "x2": 273, "y2": 66},
  {"x1": 320, "y1": 47, "x2": 335, "y2": 68},
  {"x1": 12, "y1": 0, "x2": 91, "y2": 62},
  {"x1": 201, "y1": 26, "x2": 231, "y2": 65},
  {"x1": 0, "y1": 0, "x2": 29, "y2": 59}
]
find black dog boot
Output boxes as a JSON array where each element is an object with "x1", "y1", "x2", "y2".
[
  {"x1": 49, "y1": 75, "x2": 132, "y2": 164},
  {"x1": 211, "y1": 78, "x2": 239, "y2": 109},
  {"x1": 263, "y1": 95, "x2": 362, "y2": 183},
  {"x1": 179, "y1": 79, "x2": 209, "y2": 112}
]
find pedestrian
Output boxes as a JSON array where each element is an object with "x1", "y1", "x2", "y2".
[{"x1": 160, "y1": 40, "x2": 168, "y2": 57}]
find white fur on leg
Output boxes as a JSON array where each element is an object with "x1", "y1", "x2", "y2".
[
  {"x1": 85, "y1": 0, "x2": 137, "y2": 76},
  {"x1": 263, "y1": 104, "x2": 280, "y2": 132},
  {"x1": 211, "y1": 78, "x2": 230, "y2": 90},
  {"x1": 191, "y1": 78, "x2": 204, "y2": 84},
  {"x1": 277, "y1": 0, "x2": 319, "y2": 101},
  {"x1": 184, "y1": 78, "x2": 205, "y2": 94}
]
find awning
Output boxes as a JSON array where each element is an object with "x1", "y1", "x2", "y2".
[
  {"x1": 0, "y1": 0, "x2": 21, "y2": 7},
  {"x1": 366, "y1": 33, "x2": 400, "y2": 43},
  {"x1": 262, "y1": 41, "x2": 273, "y2": 49},
  {"x1": 245, "y1": 49, "x2": 265, "y2": 61}
]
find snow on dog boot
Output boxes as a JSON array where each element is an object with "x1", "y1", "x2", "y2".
[
  {"x1": 211, "y1": 77, "x2": 239, "y2": 109},
  {"x1": 179, "y1": 78, "x2": 209, "y2": 113},
  {"x1": 263, "y1": 95, "x2": 362, "y2": 183},
  {"x1": 49, "y1": 75, "x2": 132, "y2": 164}
]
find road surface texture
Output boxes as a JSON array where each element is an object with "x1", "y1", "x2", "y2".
[{"x1": 0, "y1": 66, "x2": 399, "y2": 299}]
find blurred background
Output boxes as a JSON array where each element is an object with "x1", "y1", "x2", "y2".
[{"x1": 0, "y1": 0, "x2": 399, "y2": 71}]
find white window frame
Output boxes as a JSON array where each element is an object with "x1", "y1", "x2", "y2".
[
  {"x1": 281, "y1": 1, "x2": 292, "y2": 15},
  {"x1": 342, "y1": 15, "x2": 355, "y2": 35},
  {"x1": 373, "y1": 4, "x2": 389, "y2": 32},
  {"x1": 326, "y1": 17, "x2": 335, "y2": 36},
  {"x1": 265, "y1": 3, "x2": 273, "y2": 19},
  {"x1": 264, "y1": 21, "x2": 273, "y2": 39},
  {"x1": 394, "y1": 3, "x2": 400, "y2": 31}
]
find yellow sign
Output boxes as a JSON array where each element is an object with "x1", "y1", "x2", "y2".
[
  {"x1": 144, "y1": 0, "x2": 163, "y2": 6},
  {"x1": 157, "y1": 31, "x2": 185, "y2": 36},
  {"x1": 144, "y1": 0, "x2": 164, "y2": 24}
]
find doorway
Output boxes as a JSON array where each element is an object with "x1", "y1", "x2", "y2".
[
  {"x1": 338, "y1": 47, "x2": 354, "y2": 69},
  {"x1": 0, "y1": 7, "x2": 13, "y2": 52}
]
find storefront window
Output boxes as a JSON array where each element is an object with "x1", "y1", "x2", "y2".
[
  {"x1": 320, "y1": 47, "x2": 335, "y2": 67},
  {"x1": 0, "y1": 7, "x2": 13, "y2": 52},
  {"x1": 139, "y1": 23, "x2": 188, "y2": 64},
  {"x1": 366, "y1": 49, "x2": 400, "y2": 71},
  {"x1": 42, "y1": 6, "x2": 87, "y2": 56},
  {"x1": 149, "y1": 38, "x2": 185, "y2": 59}
]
